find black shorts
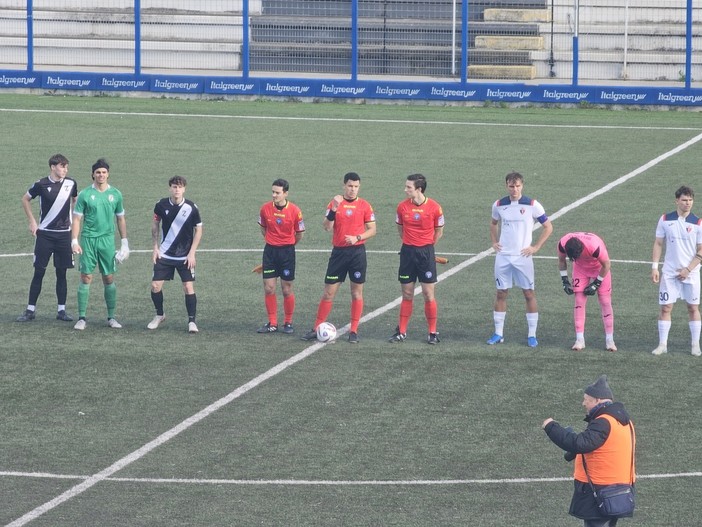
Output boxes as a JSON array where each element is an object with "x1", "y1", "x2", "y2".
[
  {"x1": 152, "y1": 257, "x2": 195, "y2": 282},
  {"x1": 398, "y1": 244, "x2": 437, "y2": 284},
  {"x1": 34, "y1": 230, "x2": 74, "y2": 269},
  {"x1": 262, "y1": 244, "x2": 296, "y2": 281},
  {"x1": 324, "y1": 245, "x2": 367, "y2": 284}
]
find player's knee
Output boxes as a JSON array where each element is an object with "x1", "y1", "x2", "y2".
[{"x1": 660, "y1": 304, "x2": 674, "y2": 315}]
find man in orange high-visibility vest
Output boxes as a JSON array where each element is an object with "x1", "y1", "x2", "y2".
[{"x1": 542, "y1": 375, "x2": 636, "y2": 527}]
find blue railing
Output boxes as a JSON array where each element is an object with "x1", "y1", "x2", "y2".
[{"x1": 3, "y1": 0, "x2": 701, "y2": 105}]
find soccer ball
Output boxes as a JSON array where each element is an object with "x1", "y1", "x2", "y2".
[{"x1": 316, "y1": 322, "x2": 337, "y2": 342}]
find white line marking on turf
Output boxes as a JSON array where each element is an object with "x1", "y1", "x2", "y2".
[
  {"x1": 0, "y1": 249, "x2": 671, "y2": 267},
  {"x1": 3, "y1": 470, "x2": 701, "y2": 486},
  {"x1": 433, "y1": 130, "x2": 702, "y2": 285},
  {"x1": 1, "y1": 107, "x2": 701, "y2": 131},
  {"x1": 6, "y1": 341, "x2": 330, "y2": 527},
  {"x1": 548, "y1": 132, "x2": 702, "y2": 223},
  {"x1": 7, "y1": 131, "x2": 702, "y2": 527}
]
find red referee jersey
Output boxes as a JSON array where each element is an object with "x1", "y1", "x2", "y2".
[
  {"x1": 396, "y1": 197, "x2": 444, "y2": 246},
  {"x1": 259, "y1": 200, "x2": 305, "y2": 246},
  {"x1": 327, "y1": 197, "x2": 375, "y2": 247}
]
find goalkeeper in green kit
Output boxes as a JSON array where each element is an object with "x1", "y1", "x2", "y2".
[{"x1": 70, "y1": 158, "x2": 129, "y2": 330}]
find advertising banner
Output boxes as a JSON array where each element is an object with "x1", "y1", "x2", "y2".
[{"x1": 2, "y1": 70, "x2": 702, "y2": 106}]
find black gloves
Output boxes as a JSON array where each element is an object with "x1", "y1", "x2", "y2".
[
  {"x1": 561, "y1": 276, "x2": 574, "y2": 295},
  {"x1": 584, "y1": 278, "x2": 602, "y2": 296}
]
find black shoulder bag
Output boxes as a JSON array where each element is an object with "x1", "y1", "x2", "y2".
[{"x1": 581, "y1": 422, "x2": 635, "y2": 518}]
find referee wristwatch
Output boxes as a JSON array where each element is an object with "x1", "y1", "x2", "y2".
[{"x1": 356, "y1": 234, "x2": 363, "y2": 242}]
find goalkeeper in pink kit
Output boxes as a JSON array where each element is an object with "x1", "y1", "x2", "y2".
[{"x1": 557, "y1": 232, "x2": 616, "y2": 351}]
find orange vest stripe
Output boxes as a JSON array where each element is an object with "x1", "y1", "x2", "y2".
[{"x1": 574, "y1": 414, "x2": 636, "y2": 485}]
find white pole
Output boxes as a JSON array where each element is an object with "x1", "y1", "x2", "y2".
[
  {"x1": 622, "y1": 0, "x2": 630, "y2": 78},
  {"x1": 451, "y1": 0, "x2": 457, "y2": 75}
]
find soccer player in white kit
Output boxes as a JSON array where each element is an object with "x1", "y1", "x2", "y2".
[
  {"x1": 651, "y1": 185, "x2": 702, "y2": 356},
  {"x1": 488, "y1": 172, "x2": 553, "y2": 347}
]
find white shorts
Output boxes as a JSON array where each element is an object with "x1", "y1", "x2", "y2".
[
  {"x1": 658, "y1": 272, "x2": 701, "y2": 305},
  {"x1": 494, "y1": 253, "x2": 535, "y2": 290}
]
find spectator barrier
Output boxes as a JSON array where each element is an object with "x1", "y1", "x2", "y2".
[{"x1": 1, "y1": 0, "x2": 700, "y2": 105}]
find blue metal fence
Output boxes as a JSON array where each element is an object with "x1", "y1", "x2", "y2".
[{"x1": 2, "y1": 0, "x2": 701, "y2": 105}]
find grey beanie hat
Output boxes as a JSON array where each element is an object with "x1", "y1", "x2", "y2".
[{"x1": 584, "y1": 375, "x2": 614, "y2": 400}]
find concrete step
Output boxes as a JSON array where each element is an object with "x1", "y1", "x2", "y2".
[
  {"x1": 0, "y1": 36, "x2": 241, "y2": 71},
  {"x1": 533, "y1": 49, "x2": 701, "y2": 80},
  {"x1": 261, "y1": 0, "x2": 547, "y2": 21},
  {"x1": 249, "y1": 42, "x2": 532, "y2": 75},
  {"x1": 251, "y1": 17, "x2": 540, "y2": 47},
  {"x1": 549, "y1": 3, "x2": 696, "y2": 24},
  {"x1": 469, "y1": 64, "x2": 536, "y2": 79},
  {"x1": 534, "y1": 60, "x2": 699, "y2": 82},
  {"x1": 476, "y1": 35, "x2": 544, "y2": 50},
  {"x1": 251, "y1": 42, "x2": 531, "y2": 63},
  {"x1": 0, "y1": 1, "x2": 260, "y2": 14},
  {"x1": 539, "y1": 23, "x2": 701, "y2": 51},
  {"x1": 543, "y1": 22, "x2": 702, "y2": 37},
  {"x1": 0, "y1": 9, "x2": 244, "y2": 42},
  {"x1": 484, "y1": 8, "x2": 551, "y2": 23},
  {"x1": 533, "y1": 49, "x2": 702, "y2": 65}
]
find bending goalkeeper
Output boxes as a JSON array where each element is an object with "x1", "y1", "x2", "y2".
[
  {"x1": 557, "y1": 232, "x2": 615, "y2": 351},
  {"x1": 70, "y1": 158, "x2": 129, "y2": 330}
]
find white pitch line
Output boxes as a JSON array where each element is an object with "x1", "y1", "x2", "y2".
[
  {"x1": 3, "y1": 470, "x2": 701, "y2": 486},
  {"x1": 1, "y1": 107, "x2": 701, "y2": 131},
  {"x1": 7, "y1": 131, "x2": 702, "y2": 527},
  {"x1": 0, "y1": 248, "x2": 665, "y2": 267},
  {"x1": 6, "y1": 339, "x2": 328, "y2": 527},
  {"x1": 549, "y1": 131, "x2": 702, "y2": 223}
]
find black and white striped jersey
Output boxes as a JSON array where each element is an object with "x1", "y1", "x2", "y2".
[
  {"x1": 26, "y1": 176, "x2": 78, "y2": 232},
  {"x1": 154, "y1": 198, "x2": 202, "y2": 260}
]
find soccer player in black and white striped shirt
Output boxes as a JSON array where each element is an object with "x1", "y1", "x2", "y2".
[
  {"x1": 17, "y1": 154, "x2": 78, "y2": 322},
  {"x1": 148, "y1": 176, "x2": 203, "y2": 333}
]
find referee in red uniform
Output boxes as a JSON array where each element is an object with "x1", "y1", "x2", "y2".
[
  {"x1": 389, "y1": 174, "x2": 445, "y2": 345},
  {"x1": 301, "y1": 172, "x2": 376, "y2": 343},
  {"x1": 257, "y1": 179, "x2": 305, "y2": 334}
]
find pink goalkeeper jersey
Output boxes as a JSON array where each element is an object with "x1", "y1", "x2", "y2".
[{"x1": 558, "y1": 232, "x2": 609, "y2": 274}]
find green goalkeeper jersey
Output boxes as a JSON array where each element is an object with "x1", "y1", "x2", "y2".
[{"x1": 74, "y1": 184, "x2": 124, "y2": 238}]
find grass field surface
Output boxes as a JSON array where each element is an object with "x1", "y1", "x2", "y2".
[{"x1": 1, "y1": 94, "x2": 701, "y2": 526}]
